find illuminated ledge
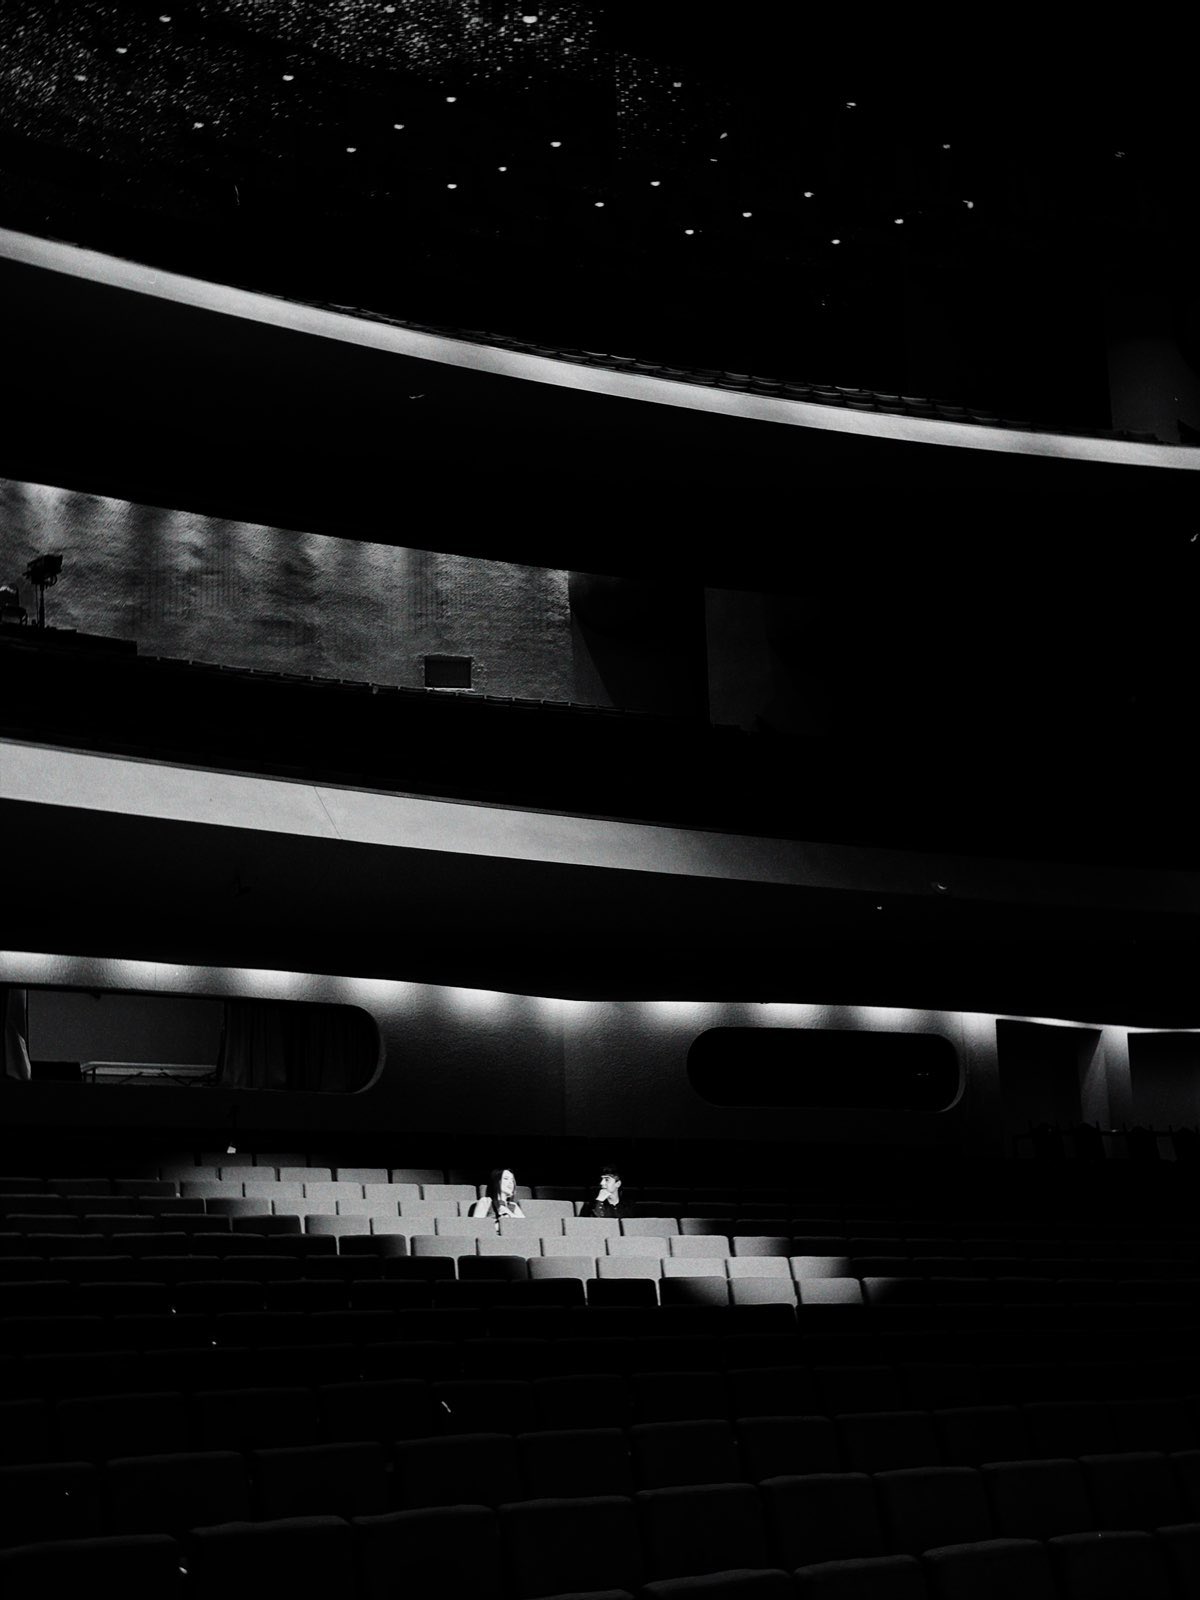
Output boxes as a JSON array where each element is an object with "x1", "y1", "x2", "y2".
[
  {"x1": 3, "y1": 225, "x2": 1197, "y2": 472},
  {"x1": 5, "y1": 737, "x2": 1200, "y2": 919}
]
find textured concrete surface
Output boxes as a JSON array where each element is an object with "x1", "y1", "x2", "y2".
[{"x1": 0, "y1": 475, "x2": 575, "y2": 696}]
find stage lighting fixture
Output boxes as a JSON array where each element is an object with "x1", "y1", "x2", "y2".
[{"x1": 24, "y1": 553, "x2": 63, "y2": 628}]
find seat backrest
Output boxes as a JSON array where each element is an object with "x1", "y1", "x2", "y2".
[
  {"x1": 500, "y1": 1494, "x2": 644, "y2": 1599},
  {"x1": 637, "y1": 1481, "x2": 769, "y2": 1580}
]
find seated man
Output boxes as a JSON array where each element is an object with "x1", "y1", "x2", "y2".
[{"x1": 581, "y1": 1165, "x2": 623, "y2": 1219}]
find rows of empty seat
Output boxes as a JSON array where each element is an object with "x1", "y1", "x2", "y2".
[
  {"x1": 6, "y1": 1371, "x2": 1200, "y2": 1468},
  {"x1": 4, "y1": 1147, "x2": 1200, "y2": 1597},
  {"x1": 5, "y1": 1475, "x2": 1200, "y2": 1597}
]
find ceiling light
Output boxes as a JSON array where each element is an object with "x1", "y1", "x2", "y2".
[
  {"x1": 116, "y1": 47, "x2": 128, "y2": 54},
  {"x1": 742, "y1": 211, "x2": 752, "y2": 217},
  {"x1": 942, "y1": 143, "x2": 951, "y2": 150},
  {"x1": 963, "y1": 199, "x2": 974, "y2": 209},
  {"x1": 831, "y1": 237, "x2": 841, "y2": 244},
  {"x1": 803, "y1": 191, "x2": 814, "y2": 198},
  {"x1": 346, "y1": 146, "x2": 356, "y2": 153},
  {"x1": 894, "y1": 217, "x2": 904, "y2": 224},
  {"x1": 720, "y1": 132, "x2": 728, "y2": 140},
  {"x1": 522, "y1": 12, "x2": 539, "y2": 20},
  {"x1": 74, "y1": 73, "x2": 87, "y2": 81},
  {"x1": 393, "y1": 123, "x2": 404, "y2": 129},
  {"x1": 846, "y1": 100, "x2": 856, "y2": 108},
  {"x1": 594, "y1": 201, "x2": 604, "y2": 207},
  {"x1": 447, "y1": 182, "x2": 457, "y2": 189},
  {"x1": 550, "y1": 140, "x2": 562, "y2": 147},
  {"x1": 497, "y1": 165, "x2": 507, "y2": 171},
  {"x1": 282, "y1": 74, "x2": 294, "y2": 81},
  {"x1": 193, "y1": 121, "x2": 204, "y2": 129},
  {"x1": 446, "y1": 96, "x2": 457, "y2": 103},
  {"x1": 684, "y1": 228, "x2": 695, "y2": 235},
  {"x1": 650, "y1": 180, "x2": 661, "y2": 187},
  {"x1": 159, "y1": 13, "x2": 171, "y2": 19},
  {"x1": 673, "y1": 81, "x2": 682, "y2": 87}
]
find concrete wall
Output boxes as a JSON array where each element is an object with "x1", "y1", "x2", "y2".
[{"x1": 0, "y1": 477, "x2": 576, "y2": 699}]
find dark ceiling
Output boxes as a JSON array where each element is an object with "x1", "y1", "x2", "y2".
[{"x1": 2, "y1": 2, "x2": 1196, "y2": 423}]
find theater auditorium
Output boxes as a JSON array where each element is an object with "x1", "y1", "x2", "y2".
[{"x1": 3, "y1": 5, "x2": 1200, "y2": 1598}]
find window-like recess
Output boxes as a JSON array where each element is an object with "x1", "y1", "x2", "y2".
[
  {"x1": 687, "y1": 1027, "x2": 960, "y2": 1111},
  {"x1": 6, "y1": 986, "x2": 379, "y2": 1092}
]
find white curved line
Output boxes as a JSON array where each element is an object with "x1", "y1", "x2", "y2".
[{"x1": 3, "y1": 224, "x2": 1198, "y2": 470}]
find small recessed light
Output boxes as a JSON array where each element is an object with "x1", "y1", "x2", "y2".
[
  {"x1": 942, "y1": 143, "x2": 951, "y2": 150},
  {"x1": 684, "y1": 228, "x2": 695, "y2": 235},
  {"x1": 719, "y1": 131, "x2": 728, "y2": 139},
  {"x1": 895, "y1": 217, "x2": 904, "y2": 224},
  {"x1": 521, "y1": 12, "x2": 539, "y2": 20},
  {"x1": 550, "y1": 140, "x2": 562, "y2": 147},
  {"x1": 447, "y1": 182, "x2": 457, "y2": 189},
  {"x1": 159, "y1": 13, "x2": 171, "y2": 20},
  {"x1": 709, "y1": 157, "x2": 718, "y2": 163},
  {"x1": 282, "y1": 74, "x2": 294, "y2": 81},
  {"x1": 803, "y1": 190, "x2": 814, "y2": 198},
  {"x1": 116, "y1": 46, "x2": 128, "y2": 54},
  {"x1": 193, "y1": 121, "x2": 204, "y2": 129},
  {"x1": 650, "y1": 180, "x2": 661, "y2": 187},
  {"x1": 672, "y1": 81, "x2": 682, "y2": 87},
  {"x1": 594, "y1": 201, "x2": 604, "y2": 207},
  {"x1": 831, "y1": 237, "x2": 841, "y2": 244},
  {"x1": 393, "y1": 123, "x2": 404, "y2": 129},
  {"x1": 742, "y1": 210, "x2": 752, "y2": 217},
  {"x1": 346, "y1": 146, "x2": 356, "y2": 153},
  {"x1": 497, "y1": 164, "x2": 507, "y2": 171},
  {"x1": 846, "y1": 100, "x2": 856, "y2": 108},
  {"x1": 446, "y1": 96, "x2": 457, "y2": 103}
]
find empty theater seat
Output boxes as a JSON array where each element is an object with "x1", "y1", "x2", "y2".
[
  {"x1": 631, "y1": 1419, "x2": 743, "y2": 1488},
  {"x1": 921, "y1": 1537, "x2": 1057, "y2": 1600},
  {"x1": 251, "y1": 1440, "x2": 389, "y2": 1518},
  {"x1": 394, "y1": 1432, "x2": 519, "y2": 1508},
  {"x1": 736, "y1": 1416, "x2": 840, "y2": 1479},
  {"x1": 759, "y1": 1473, "x2": 886, "y2": 1567},
  {"x1": 500, "y1": 1495, "x2": 645, "y2": 1598},
  {"x1": 1046, "y1": 1528, "x2": 1172, "y2": 1600},
  {"x1": 184, "y1": 1515, "x2": 353, "y2": 1599},
  {"x1": 793, "y1": 1555, "x2": 930, "y2": 1599},
  {"x1": 517, "y1": 1427, "x2": 634, "y2": 1498},
  {"x1": 355, "y1": 1504, "x2": 502, "y2": 1600},
  {"x1": 875, "y1": 1465, "x2": 993, "y2": 1553},
  {"x1": 637, "y1": 1482, "x2": 770, "y2": 1581},
  {"x1": 104, "y1": 1451, "x2": 251, "y2": 1535},
  {"x1": 0, "y1": 1532, "x2": 183, "y2": 1599}
]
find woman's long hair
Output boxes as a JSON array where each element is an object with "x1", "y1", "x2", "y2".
[{"x1": 484, "y1": 1168, "x2": 512, "y2": 1218}]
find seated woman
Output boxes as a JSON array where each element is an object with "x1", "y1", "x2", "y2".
[
  {"x1": 581, "y1": 1165, "x2": 623, "y2": 1219},
  {"x1": 470, "y1": 1167, "x2": 526, "y2": 1222}
]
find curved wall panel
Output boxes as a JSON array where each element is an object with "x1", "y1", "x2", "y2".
[{"x1": 0, "y1": 949, "x2": 1145, "y2": 1156}]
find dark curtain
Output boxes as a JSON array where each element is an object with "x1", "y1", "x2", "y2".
[
  {"x1": 216, "y1": 1000, "x2": 377, "y2": 1092},
  {"x1": 2, "y1": 987, "x2": 32, "y2": 1081}
]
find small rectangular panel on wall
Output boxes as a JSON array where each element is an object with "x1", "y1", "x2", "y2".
[{"x1": 1128, "y1": 1032, "x2": 1200, "y2": 1127}]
